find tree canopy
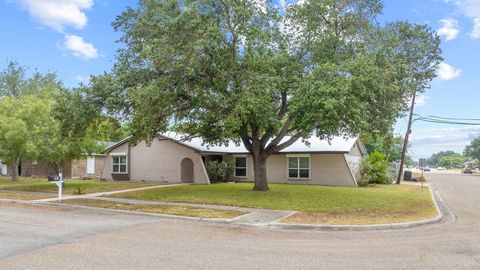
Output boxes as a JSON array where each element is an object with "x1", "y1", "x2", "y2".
[
  {"x1": 438, "y1": 153, "x2": 465, "y2": 168},
  {"x1": 86, "y1": 0, "x2": 442, "y2": 190},
  {"x1": 427, "y1": 150, "x2": 459, "y2": 166},
  {"x1": 464, "y1": 137, "x2": 480, "y2": 161},
  {"x1": 0, "y1": 61, "x2": 127, "y2": 180}
]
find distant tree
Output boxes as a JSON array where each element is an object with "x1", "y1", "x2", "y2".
[
  {"x1": 427, "y1": 151, "x2": 458, "y2": 166},
  {"x1": 362, "y1": 133, "x2": 405, "y2": 163},
  {"x1": 0, "y1": 60, "x2": 60, "y2": 98},
  {"x1": 464, "y1": 137, "x2": 480, "y2": 161},
  {"x1": 0, "y1": 96, "x2": 57, "y2": 181},
  {"x1": 438, "y1": 154, "x2": 465, "y2": 168}
]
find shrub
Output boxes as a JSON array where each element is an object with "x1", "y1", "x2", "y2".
[
  {"x1": 207, "y1": 161, "x2": 234, "y2": 183},
  {"x1": 72, "y1": 184, "x2": 87, "y2": 195},
  {"x1": 358, "y1": 152, "x2": 390, "y2": 186}
]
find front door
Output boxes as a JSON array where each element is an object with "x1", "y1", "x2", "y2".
[
  {"x1": 181, "y1": 158, "x2": 194, "y2": 183},
  {"x1": 87, "y1": 156, "x2": 95, "y2": 174}
]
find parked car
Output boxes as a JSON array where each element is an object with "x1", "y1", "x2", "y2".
[
  {"x1": 421, "y1": 166, "x2": 430, "y2": 172},
  {"x1": 437, "y1": 166, "x2": 445, "y2": 170},
  {"x1": 462, "y1": 168, "x2": 473, "y2": 174}
]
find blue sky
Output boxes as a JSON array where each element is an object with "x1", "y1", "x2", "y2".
[{"x1": 0, "y1": 0, "x2": 479, "y2": 159}]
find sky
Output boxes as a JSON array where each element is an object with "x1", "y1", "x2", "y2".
[{"x1": 0, "y1": 0, "x2": 478, "y2": 160}]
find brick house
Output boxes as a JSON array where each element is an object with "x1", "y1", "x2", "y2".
[{"x1": 6, "y1": 154, "x2": 106, "y2": 179}]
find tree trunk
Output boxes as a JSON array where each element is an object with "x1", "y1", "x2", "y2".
[
  {"x1": 252, "y1": 152, "x2": 269, "y2": 191},
  {"x1": 396, "y1": 90, "x2": 417, "y2": 185},
  {"x1": 12, "y1": 159, "x2": 19, "y2": 182}
]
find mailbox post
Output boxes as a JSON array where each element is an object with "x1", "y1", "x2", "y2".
[{"x1": 51, "y1": 172, "x2": 64, "y2": 201}]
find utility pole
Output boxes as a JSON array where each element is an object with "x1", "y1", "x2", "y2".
[{"x1": 396, "y1": 91, "x2": 417, "y2": 185}]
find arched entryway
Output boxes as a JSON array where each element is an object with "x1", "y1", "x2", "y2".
[{"x1": 181, "y1": 158, "x2": 194, "y2": 183}]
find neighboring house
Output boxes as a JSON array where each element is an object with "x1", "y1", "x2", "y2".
[
  {"x1": 13, "y1": 155, "x2": 107, "y2": 179},
  {"x1": 0, "y1": 161, "x2": 7, "y2": 176},
  {"x1": 101, "y1": 133, "x2": 366, "y2": 186}
]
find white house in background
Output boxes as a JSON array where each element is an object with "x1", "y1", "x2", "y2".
[
  {"x1": 0, "y1": 161, "x2": 7, "y2": 176},
  {"x1": 100, "y1": 133, "x2": 367, "y2": 187}
]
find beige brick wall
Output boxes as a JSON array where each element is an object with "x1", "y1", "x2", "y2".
[
  {"x1": 71, "y1": 159, "x2": 87, "y2": 178},
  {"x1": 20, "y1": 160, "x2": 72, "y2": 178}
]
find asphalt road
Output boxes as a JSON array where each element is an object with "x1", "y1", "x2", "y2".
[{"x1": 0, "y1": 173, "x2": 479, "y2": 270}]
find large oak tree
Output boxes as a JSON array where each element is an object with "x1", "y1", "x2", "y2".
[{"x1": 92, "y1": 0, "x2": 441, "y2": 190}]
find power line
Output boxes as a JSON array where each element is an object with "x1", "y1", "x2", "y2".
[
  {"x1": 415, "y1": 117, "x2": 480, "y2": 126},
  {"x1": 414, "y1": 114, "x2": 480, "y2": 121}
]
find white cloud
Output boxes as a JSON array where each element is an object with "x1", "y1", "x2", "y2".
[
  {"x1": 15, "y1": 0, "x2": 93, "y2": 32},
  {"x1": 445, "y1": 0, "x2": 480, "y2": 39},
  {"x1": 74, "y1": 75, "x2": 89, "y2": 83},
  {"x1": 437, "y1": 18, "x2": 460, "y2": 40},
  {"x1": 472, "y1": 18, "x2": 480, "y2": 38},
  {"x1": 415, "y1": 95, "x2": 428, "y2": 107},
  {"x1": 407, "y1": 94, "x2": 428, "y2": 108},
  {"x1": 63, "y1": 34, "x2": 98, "y2": 60},
  {"x1": 437, "y1": 62, "x2": 462, "y2": 80}
]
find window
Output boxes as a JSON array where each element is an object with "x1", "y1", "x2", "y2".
[
  {"x1": 234, "y1": 156, "x2": 247, "y2": 177},
  {"x1": 112, "y1": 155, "x2": 127, "y2": 173},
  {"x1": 287, "y1": 156, "x2": 310, "y2": 179}
]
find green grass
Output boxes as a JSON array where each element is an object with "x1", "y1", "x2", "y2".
[
  {"x1": 111, "y1": 183, "x2": 437, "y2": 225},
  {"x1": 0, "y1": 176, "x2": 160, "y2": 195},
  {"x1": 61, "y1": 199, "x2": 245, "y2": 219}
]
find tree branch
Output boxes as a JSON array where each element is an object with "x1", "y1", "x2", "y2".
[
  {"x1": 266, "y1": 132, "x2": 302, "y2": 154},
  {"x1": 264, "y1": 119, "x2": 292, "y2": 152}
]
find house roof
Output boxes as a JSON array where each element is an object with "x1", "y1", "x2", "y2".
[{"x1": 105, "y1": 132, "x2": 363, "y2": 155}]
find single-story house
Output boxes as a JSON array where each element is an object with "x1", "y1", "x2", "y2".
[
  {"x1": 101, "y1": 133, "x2": 366, "y2": 187},
  {"x1": 3, "y1": 155, "x2": 107, "y2": 179}
]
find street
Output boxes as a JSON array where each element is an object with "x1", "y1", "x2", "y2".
[{"x1": 0, "y1": 173, "x2": 479, "y2": 269}]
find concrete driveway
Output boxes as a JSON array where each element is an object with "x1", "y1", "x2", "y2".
[{"x1": 0, "y1": 173, "x2": 479, "y2": 269}]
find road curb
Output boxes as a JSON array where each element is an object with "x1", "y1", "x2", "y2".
[{"x1": 33, "y1": 201, "x2": 240, "y2": 224}]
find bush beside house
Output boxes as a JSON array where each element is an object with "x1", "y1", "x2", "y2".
[
  {"x1": 358, "y1": 152, "x2": 390, "y2": 186},
  {"x1": 207, "y1": 161, "x2": 234, "y2": 183}
]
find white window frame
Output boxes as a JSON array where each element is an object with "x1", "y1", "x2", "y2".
[
  {"x1": 233, "y1": 155, "x2": 248, "y2": 178},
  {"x1": 286, "y1": 154, "x2": 311, "y2": 180},
  {"x1": 112, "y1": 155, "x2": 128, "y2": 174}
]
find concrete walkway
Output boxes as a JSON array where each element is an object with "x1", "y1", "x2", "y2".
[{"x1": 33, "y1": 183, "x2": 189, "y2": 202}]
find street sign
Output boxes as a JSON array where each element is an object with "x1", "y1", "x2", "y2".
[{"x1": 419, "y1": 158, "x2": 427, "y2": 167}]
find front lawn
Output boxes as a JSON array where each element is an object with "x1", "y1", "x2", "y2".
[
  {"x1": 111, "y1": 183, "x2": 437, "y2": 225},
  {"x1": 0, "y1": 177, "x2": 160, "y2": 195}
]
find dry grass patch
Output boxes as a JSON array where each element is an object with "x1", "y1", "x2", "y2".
[
  {"x1": 0, "y1": 190, "x2": 54, "y2": 200},
  {"x1": 61, "y1": 199, "x2": 245, "y2": 219},
  {"x1": 282, "y1": 205, "x2": 437, "y2": 225}
]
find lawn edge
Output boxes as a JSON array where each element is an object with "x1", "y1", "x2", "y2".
[{"x1": 269, "y1": 178, "x2": 451, "y2": 231}]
